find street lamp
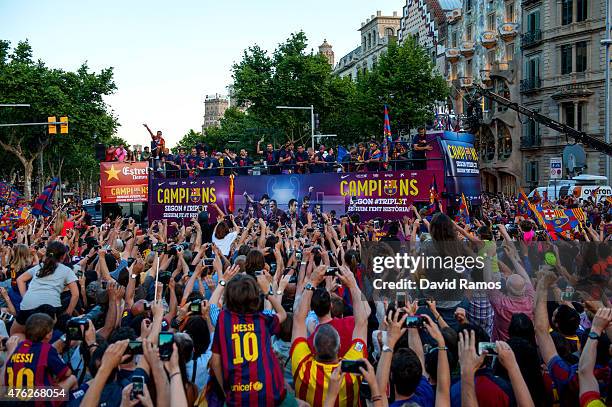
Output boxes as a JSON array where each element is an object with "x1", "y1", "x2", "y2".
[{"x1": 275, "y1": 105, "x2": 315, "y2": 149}]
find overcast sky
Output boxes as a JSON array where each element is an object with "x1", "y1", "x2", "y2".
[{"x1": 2, "y1": 0, "x2": 400, "y2": 147}]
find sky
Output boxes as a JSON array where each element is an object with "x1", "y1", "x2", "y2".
[{"x1": 1, "y1": 0, "x2": 400, "y2": 148}]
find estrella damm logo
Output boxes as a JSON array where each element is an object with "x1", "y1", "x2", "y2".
[
  {"x1": 383, "y1": 180, "x2": 397, "y2": 196},
  {"x1": 231, "y1": 381, "x2": 264, "y2": 392}
]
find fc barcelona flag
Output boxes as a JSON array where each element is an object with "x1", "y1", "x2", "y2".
[
  {"x1": 458, "y1": 193, "x2": 470, "y2": 224},
  {"x1": 32, "y1": 178, "x2": 59, "y2": 217},
  {"x1": 518, "y1": 189, "x2": 533, "y2": 216},
  {"x1": 426, "y1": 175, "x2": 439, "y2": 215}
]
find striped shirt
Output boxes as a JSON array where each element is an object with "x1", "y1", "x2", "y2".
[
  {"x1": 291, "y1": 337, "x2": 365, "y2": 407},
  {"x1": 211, "y1": 309, "x2": 286, "y2": 406},
  {"x1": 5, "y1": 340, "x2": 70, "y2": 407}
]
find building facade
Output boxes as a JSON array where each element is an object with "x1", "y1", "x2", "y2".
[
  {"x1": 399, "y1": 0, "x2": 462, "y2": 73},
  {"x1": 520, "y1": 0, "x2": 608, "y2": 189},
  {"x1": 443, "y1": 0, "x2": 522, "y2": 194},
  {"x1": 335, "y1": 11, "x2": 401, "y2": 80},
  {"x1": 202, "y1": 94, "x2": 229, "y2": 133},
  {"x1": 319, "y1": 39, "x2": 335, "y2": 66}
]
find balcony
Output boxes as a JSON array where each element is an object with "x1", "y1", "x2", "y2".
[
  {"x1": 520, "y1": 134, "x2": 541, "y2": 149},
  {"x1": 522, "y1": 0, "x2": 541, "y2": 7},
  {"x1": 459, "y1": 76, "x2": 474, "y2": 88},
  {"x1": 480, "y1": 69, "x2": 492, "y2": 85},
  {"x1": 445, "y1": 48, "x2": 461, "y2": 63},
  {"x1": 481, "y1": 31, "x2": 498, "y2": 48},
  {"x1": 447, "y1": 8, "x2": 462, "y2": 24},
  {"x1": 499, "y1": 23, "x2": 519, "y2": 41},
  {"x1": 460, "y1": 41, "x2": 475, "y2": 57},
  {"x1": 521, "y1": 30, "x2": 542, "y2": 49},
  {"x1": 520, "y1": 77, "x2": 542, "y2": 93}
]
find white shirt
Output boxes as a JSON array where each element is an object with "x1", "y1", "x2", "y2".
[{"x1": 212, "y1": 231, "x2": 238, "y2": 256}]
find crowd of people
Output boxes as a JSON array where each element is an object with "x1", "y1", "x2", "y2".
[
  {"x1": 102, "y1": 125, "x2": 433, "y2": 177},
  {"x1": 0, "y1": 189, "x2": 610, "y2": 407}
]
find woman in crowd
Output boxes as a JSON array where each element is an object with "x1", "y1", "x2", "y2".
[{"x1": 11, "y1": 241, "x2": 78, "y2": 334}]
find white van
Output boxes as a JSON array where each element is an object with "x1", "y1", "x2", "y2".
[{"x1": 528, "y1": 174, "x2": 611, "y2": 202}]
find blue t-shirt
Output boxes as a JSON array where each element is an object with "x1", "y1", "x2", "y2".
[{"x1": 389, "y1": 376, "x2": 434, "y2": 407}]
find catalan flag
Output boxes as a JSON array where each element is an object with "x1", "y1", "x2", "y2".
[
  {"x1": 457, "y1": 193, "x2": 470, "y2": 224},
  {"x1": 32, "y1": 178, "x2": 59, "y2": 218}
]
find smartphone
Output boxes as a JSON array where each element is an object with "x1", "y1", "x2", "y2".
[
  {"x1": 478, "y1": 342, "x2": 498, "y2": 356},
  {"x1": 202, "y1": 258, "x2": 214, "y2": 267},
  {"x1": 340, "y1": 360, "x2": 366, "y2": 374},
  {"x1": 127, "y1": 257, "x2": 136, "y2": 267},
  {"x1": 396, "y1": 292, "x2": 407, "y2": 308},
  {"x1": 0, "y1": 312, "x2": 14, "y2": 323},
  {"x1": 325, "y1": 267, "x2": 339, "y2": 276},
  {"x1": 295, "y1": 250, "x2": 303, "y2": 261},
  {"x1": 190, "y1": 300, "x2": 202, "y2": 313},
  {"x1": 562, "y1": 286, "x2": 574, "y2": 301},
  {"x1": 131, "y1": 375, "x2": 145, "y2": 400},
  {"x1": 126, "y1": 340, "x2": 143, "y2": 355},
  {"x1": 373, "y1": 220, "x2": 380, "y2": 229},
  {"x1": 101, "y1": 280, "x2": 108, "y2": 290},
  {"x1": 152, "y1": 243, "x2": 166, "y2": 253},
  {"x1": 405, "y1": 315, "x2": 426, "y2": 329},
  {"x1": 158, "y1": 332, "x2": 174, "y2": 361},
  {"x1": 417, "y1": 299, "x2": 428, "y2": 307},
  {"x1": 306, "y1": 228, "x2": 314, "y2": 233}
]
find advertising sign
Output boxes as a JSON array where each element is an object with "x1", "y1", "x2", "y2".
[
  {"x1": 100, "y1": 162, "x2": 149, "y2": 203},
  {"x1": 438, "y1": 132, "x2": 481, "y2": 203},
  {"x1": 148, "y1": 170, "x2": 442, "y2": 224}
]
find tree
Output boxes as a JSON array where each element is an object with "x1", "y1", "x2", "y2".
[
  {"x1": 0, "y1": 39, "x2": 118, "y2": 198},
  {"x1": 353, "y1": 37, "x2": 449, "y2": 137}
]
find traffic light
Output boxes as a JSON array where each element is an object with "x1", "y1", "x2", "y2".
[
  {"x1": 60, "y1": 116, "x2": 68, "y2": 134},
  {"x1": 48, "y1": 116, "x2": 57, "y2": 134}
]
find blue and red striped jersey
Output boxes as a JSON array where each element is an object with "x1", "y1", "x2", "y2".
[
  {"x1": 5, "y1": 340, "x2": 70, "y2": 406},
  {"x1": 211, "y1": 309, "x2": 286, "y2": 406}
]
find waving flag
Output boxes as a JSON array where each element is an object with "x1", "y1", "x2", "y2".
[
  {"x1": 517, "y1": 189, "x2": 533, "y2": 217},
  {"x1": 534, "y1": 205, "x2": 584, "y2": 240},
  {"x1": 532, "y1": 190, "x2": 542, "y2": 204},
  {"x1": 7, "y1": 189, "x2": 22, "y2": 206},
  {"x1": 383, "y1": 105, "x2": 392, "y2": 138},
  {"x1": 458, "y1": 193, "x2": 470, "y2": 224},
  {"x1": 425, "y1": 175, "x2": 439, "y2": 215},
  {"x1": 381, "y1": 106, "x2": 392, "y2": 168},
  {"x1": 592, "y1": 187, "x2": 601, "y2": 201},
  {"x1": 32, "y1": 178, "x2": 59, "y2": 217},
  {"x1": 0, "y1": 182, "x2": 10, "y2": 202}
]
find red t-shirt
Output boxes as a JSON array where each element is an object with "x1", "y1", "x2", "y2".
[
  {"x1": 60, "y1": 221, "x2": 75, "y2": 237},
  {"x1": 307, "y1": 316, "x2": 355, "y2": 357}
]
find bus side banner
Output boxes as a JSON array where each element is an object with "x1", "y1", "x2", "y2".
[
  {"x1": 100, "y1": 162, "x2": 149, "y2": 203},
  {"x1": 438, "y1": 134, "x2": 481, "y2": 204},
  {"x1": 148, "y1": 170, "x2": 444, "y2": 224}
]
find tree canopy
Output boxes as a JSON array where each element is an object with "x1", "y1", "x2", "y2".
[
  {"x1": 181, "y1": 32, "x2": 449, "y2": 151},
  {"x1": 0, "y1": 39, "x2": 118, "y2": 198}
]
